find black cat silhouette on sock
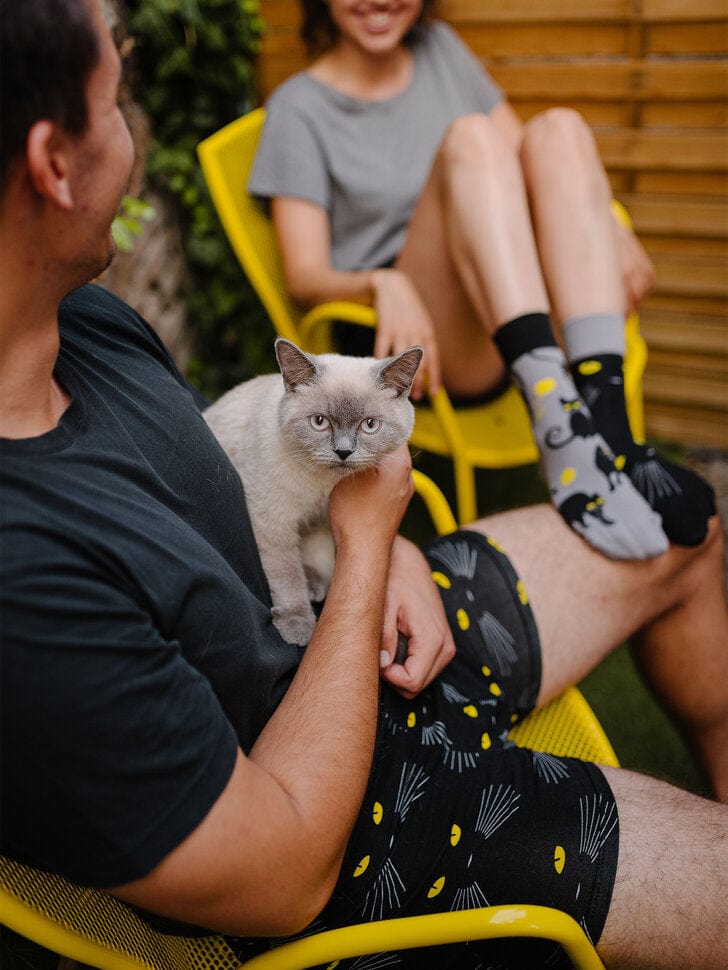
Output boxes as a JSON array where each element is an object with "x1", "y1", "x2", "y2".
[{"x1": 572, "y1": 354, "x2": 715, "y2": 546}]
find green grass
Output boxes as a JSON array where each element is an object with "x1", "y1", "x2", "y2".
[{"x1": 404, "y1": 452, "x2": 710, "y2": 797}]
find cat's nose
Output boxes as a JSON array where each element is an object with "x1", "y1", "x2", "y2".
[{"x1": 335, "y1": 448, "x2": 353, "y2": 461}]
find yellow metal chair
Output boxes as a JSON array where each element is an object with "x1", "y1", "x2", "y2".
[
  {"x1": 0, "y1": 473, "x2": 616, "y2": 970},
  {"x1": 197, "y1": 107, "x2": 647, "y2": 525}
]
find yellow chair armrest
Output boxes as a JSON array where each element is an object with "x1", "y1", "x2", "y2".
[
  {"x1": 240, "y1": 904, "x2": 605, "y2": 969},
  {"x1": 299, "y1": 302, "x2": 376, "y2": 354}
]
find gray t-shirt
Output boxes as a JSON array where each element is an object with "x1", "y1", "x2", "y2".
[{"x1": 249, "y1": 21, "x2": 503, "y2": 271}]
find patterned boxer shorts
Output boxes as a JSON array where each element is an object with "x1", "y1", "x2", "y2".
[{"x1": 308, "y1": 529, "x2": 620, "y2": 970}]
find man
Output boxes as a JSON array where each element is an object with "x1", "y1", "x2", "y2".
[{"x1": 1, "y1": 2, "x2": 726, "y2": 967}]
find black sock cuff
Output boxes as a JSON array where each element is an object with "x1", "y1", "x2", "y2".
[{"x1": 493, "y1": 313, "x2": 556, "y2": 367}]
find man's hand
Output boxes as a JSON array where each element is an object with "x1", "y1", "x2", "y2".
[
  {"x1": 328, "y1": 444, "x2": 414, "y2": 557},
  {"x1": 380, "y1": 536, "x2": 455, "y2": 699},
  {"x1": 371, "y1": 268, "x2": 441, "y2": 401}
]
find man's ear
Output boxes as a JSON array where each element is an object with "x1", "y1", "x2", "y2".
[{"x1": 25, "y1": 121, "x2": 74, "y2": 210}]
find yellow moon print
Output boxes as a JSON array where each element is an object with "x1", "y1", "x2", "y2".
[
  {"x1": 489, "y1": 682, "x2": 502, "y2": 697},
  {"x1": 615, "y1": 453, "x2": 626, "y2": 470},
  {"x1": 407, "y1": 711, "x2": 417, "y2": 728},
  {"x1": 428, "y1": 876, "x2": 446, "y2": 898},
  {"x1": 353, "y1": 855, "x2": 370, "y2": 877},
  {"x1": 560, "y1": 466, "x2": 577, "y2": 486},
  {"x1": 481, "y1": 732, "x2": 491, "y2": 750},
  {"x1": 534, "y1": 376, "x2": 556, "y2": 397},
  {"x1": 578, "y1": 360, "x2": 602, "y2": 376},
  {"x1": 481, "y1": 664, "x2": 491, "y2": 677},
  {"x1": 372, "y1": 801, "x2": 383, "y2": 825},
  {"x1": 554, "y1": 845, "x2": 566, "y2": 874},
  {"x1": 450, "y1": 824, "x2": 461, "y2": 846},
  {"x1": 456, "y1": 608, "x2": 470, "y2": 630},
  {"x1": 431, "y1": 571, "x2": 451, "y2": 589},
  {"x1": 463, "y1": 704, "x2": 478, "y2": 718}
]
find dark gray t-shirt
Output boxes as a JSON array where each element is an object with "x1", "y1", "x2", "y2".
[{"x1": 249, "y1": 21, "x2": 502, "y2": 270}]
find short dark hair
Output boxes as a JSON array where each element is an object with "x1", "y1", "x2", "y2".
[
  {"x1": 299, "y1": 0, "x2": 438, "y2": 57},
  {"x1": 0, "y1": 0, "x2": 100, "y2": 189}
]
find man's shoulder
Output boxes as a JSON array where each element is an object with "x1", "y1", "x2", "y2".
[{"x1": 59, "y1": 283, "x2": 176, "y2": 366}]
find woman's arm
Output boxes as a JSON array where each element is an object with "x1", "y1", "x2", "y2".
[{"x1": 272, "y1": 196, "x2": 441, "y2": 398}]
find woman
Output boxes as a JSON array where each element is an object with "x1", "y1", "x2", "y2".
[{"x1": 249, "y1": 0, "x2": 714, "y2": 556}]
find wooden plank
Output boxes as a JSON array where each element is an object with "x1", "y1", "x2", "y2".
[
  {"x1": 641, "y1": 102, "x2": 728, "y2": 128},
  {"x1": 642, "y1": 0, "x2": 728, "y2": 23},
  {"x1": 644, "y1": 370, "x2": 727, "y2": 409},
  {"x1": 640, "y1": 311, "x2": 728, "y2": 355},
  {"x1": 638, "y1": 61, "x2": 728, "y2": 100},
  {"x1": 644, "y1": 403, "x2": 728, "y2": 448},
  {"x1": 489, "y1": 62, "x2": 635, "y2": 98},
  {"x1": 596, "y1": 130, "x2": 728, "y2": 172},
  {"x1": 620, "y1": 195, "x2": 728, "y2": 237},
  {"x1": 645, "y1": 292, "x2": 727, "y2": 317},
  {"x1": 648, "y1": 348, "x2": 727, "y2": 377},
  {"x1": 649, "y1": 256, "x2": 728, "y2": 298},
  {"x1": 489, "y1": 60, "x2": 727, "y2": 101},
  {"x1": 643, "y1": 236, "x2": 727, "y2": 259},
  {"x1": 461, "y1": 24, "x2": 629, "y2": 57},
  {"x1": 636, "y1": 172, "x2": 728, "y2": 196},
  {"x1": 647, "y1": 22, "x2": 728, "y2": 54},
  {"x1": 442, "y1": 0, "x2": 633, "y2": 22}
]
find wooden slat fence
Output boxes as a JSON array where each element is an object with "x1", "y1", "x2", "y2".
[{"x1": 256, "y1": 0, "x2": 728, "y2": 448}]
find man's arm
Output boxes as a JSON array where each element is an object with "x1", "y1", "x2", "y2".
[{"x1": 110, "y1": 446, "x2": 414, "y2": 937}]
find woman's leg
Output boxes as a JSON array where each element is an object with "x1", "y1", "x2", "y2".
[
  {"x1": 399, "y1": 114, "x2": 666, "y2": 559},
  {"x1": 521, "y1": 108, "x2": 716, "y2": 546}
]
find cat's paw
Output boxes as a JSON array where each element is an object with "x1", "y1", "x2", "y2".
[{"x1": 272, "y1": 608, "x2": 317, "y2": 646}]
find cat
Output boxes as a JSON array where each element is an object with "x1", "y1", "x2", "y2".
[{"x1": 204, "y1": 338, "x2": 423, "y2": 646}]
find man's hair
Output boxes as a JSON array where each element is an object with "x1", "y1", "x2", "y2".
[
  {"x1": 299, "y1": 0, "x2": 438, "y2": 57},
  {"x1": 0, "y1": 0, "x2": 100, "y2": 189}
]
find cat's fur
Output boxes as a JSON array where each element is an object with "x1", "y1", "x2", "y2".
[{"x1": 204, "y1": 338, "x2": 423, "y2": 645}]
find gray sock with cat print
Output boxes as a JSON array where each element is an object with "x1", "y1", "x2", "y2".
[{"x1": 494, "y1": 313, "x2": 668, "y2": 560}]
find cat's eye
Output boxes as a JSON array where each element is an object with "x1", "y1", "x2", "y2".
[
  {"x1": 309, "y1": 414, "x2": 330, "y2": 431},
  {"x1": 360, "y1": 417, "x2": 381, "y2": 434}
]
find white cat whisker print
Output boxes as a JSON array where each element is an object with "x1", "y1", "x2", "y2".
[{"x1": 204, "y1": 338, "x2": 423, "y2": 645}]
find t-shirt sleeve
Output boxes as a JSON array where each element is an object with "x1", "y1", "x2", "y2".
[
  {"x1": 432, "y1": 20, "x2": 503, "y2": 114},
  {"x1": 248, "y1": 90, "x2": 331, "y2": 209},
  {"x1": 0, "y1": 541, "x2": 239, "y2": 888}
]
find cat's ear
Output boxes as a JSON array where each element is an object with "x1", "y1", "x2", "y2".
[
  {"x1": 275, "y1": 338, "x2": 318, "y2": 391},
  {"x1": 377, "y1": 346, "x2": 423, "y2": 397}
]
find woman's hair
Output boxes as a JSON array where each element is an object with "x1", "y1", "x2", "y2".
[
  {"x1": 0, "y1": 0, "x2": 99, "y2": 189},
  {"x1": 300, "y1": 0, "x2": 438, "y2": 57}
]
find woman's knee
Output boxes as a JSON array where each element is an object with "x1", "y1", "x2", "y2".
[
  {"x1": 437, "y1": 112, "x2": 518, "y2": 180},
  {"x1": 521, "y1": 107, "x2": 608, "y2": 197}
]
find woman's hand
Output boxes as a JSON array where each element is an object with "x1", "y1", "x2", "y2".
[
  {"x1": 614, "y1": 219, "x2": 656, "y2": 315},
  {"x1": 379, "y1": 536, "x2": 455, "y2": 699},
  {"x1": 371, "y1": 268, "x2": 442, "y2": 401}
]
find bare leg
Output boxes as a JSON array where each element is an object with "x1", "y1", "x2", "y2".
[
  {"x1": 521, "y1": 108, "x2": 624, "y2": 322},
  {"x1": 396, "y1": 113, "x2": 549, "y2": 397},
  {"x1": 599, "y1": 767, "x2": 728, "y2": 969},
  {"x1": 466, "y1": 506, "x2": 728, "y2": 799}
]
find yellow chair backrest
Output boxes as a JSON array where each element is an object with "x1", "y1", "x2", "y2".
[{"x1": 198, "y1": 108, "x2": 303, "y2": 344}]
